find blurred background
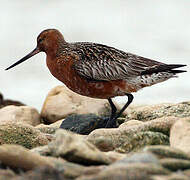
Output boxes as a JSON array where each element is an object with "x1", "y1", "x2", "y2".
[{"x1": 1, "y1": 0, "x2": 190, "y2": 110}]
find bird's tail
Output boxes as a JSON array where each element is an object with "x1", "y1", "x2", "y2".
[
  {"x1": 141, "y1": 64, "x2": 187, "y2": 75},
  {"x1": 165, "y1": 64, "x2": 187, "y2": 74},
  {"x1": 134, "y1": 64, "x2": 187, "y2": 88}
]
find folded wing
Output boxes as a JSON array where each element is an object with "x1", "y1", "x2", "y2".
[{"x1": 73, "y1": 43, "x2": 186, "y2": 81}]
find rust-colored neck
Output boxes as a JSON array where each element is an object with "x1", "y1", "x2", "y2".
[{"x1": 46, "y1": 38, "x2": 67, "y2": 59}]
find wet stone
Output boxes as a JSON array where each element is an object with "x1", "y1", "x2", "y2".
[{"x1": 60, "y1": 114, "x2": 108, "y2": 134}]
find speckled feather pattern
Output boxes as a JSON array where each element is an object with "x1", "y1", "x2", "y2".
[
  {"x1": 40, "y1": 29, "x2": 186, "y2": 98},
  {"x1": 57, "y1": 42, "x2": 175, "y2": 87}
]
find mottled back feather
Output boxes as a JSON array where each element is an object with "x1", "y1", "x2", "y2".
[{"x1": 71, "y1": 42, "x2": 165, "y2": 81}]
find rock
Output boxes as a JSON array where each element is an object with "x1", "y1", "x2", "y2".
[
  {"x1": 36, "y1": 119, "x2": 63, "y2": 132},
  {"x1": 36, "y1": 126, "x2": 58, "y2": 135},
  {"x1": 35, "y1": 119, "x2": 63, "y2": 134},
  {"x1": 14, "y1": 158, "x2": 90, "y2": 179},
  {"x1": 87, "y1": 117, "x2": 177, "y2": 152},
  {"x1": 183, "y1": 169, "x2": 190, "y2": 177},
  {"x1": 41, "y1": 85, "x2": 110, "y2": 123},
  {"x1": 80, "y1": 165, "x2": 106, "y2": 177},
  {"x1": 0, "y1": 93, "x2": 25, "y2": 109},
  {"x1": 60, "y1": 114, "x2": 108, "y2": 134},
  {"x1": 32, "y1": 143, "x2": 126, "y2": 164},
  {"x1": 13, "y1": 166, "x2": 67, "y2": 180},
  {"x1": 152, "y1": 173, "x2": 190, "y2": 180},
  {"x1": 0, "y1": 169, "x2": 16, "y2": 180},
  {"x1": 0, "y1": 105, "x2": 41, "y2": 126},
  {"x1": 114, "y1": 152, "x2": 159, "y2": 165},
  {"x1": 0, "y1": 144, "x2": 53, "y2": 171},
  {"x1": 32, "y1": 161, "x2": 104, "y2": 179},
  {"x1": 104, "y1": 151, "x2": 126, "y2": 162},
  {"x1": 119, "y1": 120, "x2": 144, "y2": 128},
  {"x1": 31, "y1": 153, "x2": 105, "y2": 179},
  {"x1": 125, "y1": 102, "x2": 190, "y2": 122},
  {"x1": 48, "y1": 129, "x2": 113, "y2": 165},
  {"x1": 54, "y1": 161, "x2": 91, "y2": 179},
  {"x1": 30, "y1": 145, "x2": 50, "y2": 156},
  {"x1": 160, "y1": 158, "x2": 190, "y2": 171},
  {"x1": 144, "y1": 145, "x2": 190, "y2": 160},
  {"x1": 77, "y1": 163, "x2": 170, "y2": 180},
  {"x1": 170, "y1": 117, "x2": 190, "y2": 153},
  {"x1": 37, "y1": 119, "x2": 63, "y2": 128},
  {"x1": 0, "y1": 123, "x2": 50, "y2": 149}
]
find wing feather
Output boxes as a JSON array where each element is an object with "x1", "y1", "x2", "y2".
[{"x1": 72, "y1": 42, "x2": 164, "y2": 81}]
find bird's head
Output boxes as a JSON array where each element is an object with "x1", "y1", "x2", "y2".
[{"x1": 5, "y1": 29, "x2": 65, "y2": 70}]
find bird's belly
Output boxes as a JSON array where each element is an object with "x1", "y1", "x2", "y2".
[{"x1": 62, "y1": 75, "x2": 138, "y2": 99}]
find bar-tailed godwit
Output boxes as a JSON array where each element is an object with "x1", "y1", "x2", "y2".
[{"x1": 6, "y1": 29, "x2": 186, "y2": 127}]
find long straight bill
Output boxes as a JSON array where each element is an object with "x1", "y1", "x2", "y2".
[{"x1": 5, "y1": 47, "x2": 40, "y2": 70}]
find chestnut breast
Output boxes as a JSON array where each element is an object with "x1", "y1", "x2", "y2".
[{"x1": 46, "y1": 54, "x2": 137, "y2": 99}]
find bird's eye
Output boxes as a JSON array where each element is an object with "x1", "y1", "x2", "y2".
[{"x1": 38, "y1": 38, "x2": 43, "y2": 44}]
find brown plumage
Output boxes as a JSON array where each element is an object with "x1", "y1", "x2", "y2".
[{"x1": 5, "y1": 29, "x2": 187, "y2": 128}]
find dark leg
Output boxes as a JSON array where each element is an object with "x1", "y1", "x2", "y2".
[
  {"x1": 106, "y1": 98, "x2": 117, "y2": 128},
  {"x1": 114, "y1": 93, "x2": 134, "y2": 120},
  {"x1": 108, "y1": 98, "x2": 117, "y2": 119},
  {"x1": 105, "y1": 94, "x2": 134, "y2": 128}
]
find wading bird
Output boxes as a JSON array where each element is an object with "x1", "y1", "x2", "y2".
[{"x1": 6, "y1": 29, "x2": 186, "y2": 128}]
